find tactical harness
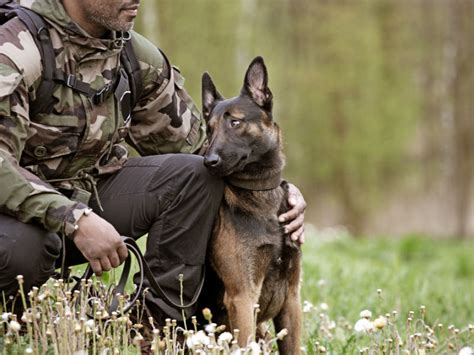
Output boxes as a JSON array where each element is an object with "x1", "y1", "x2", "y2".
[
  {"x1": 0, "y1": 2, "x2": 205, "y2": 317},
  {"x1": 0, "y1": 0, "x2": 143, "y2": 121}
]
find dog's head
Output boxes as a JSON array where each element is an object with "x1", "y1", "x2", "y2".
[{"x1": 202, "y1": 56, "x2": 280, "y2": 177}]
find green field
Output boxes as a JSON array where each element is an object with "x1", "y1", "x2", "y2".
[
  {"x1": 1, "y1": 233, "x2": 473, "y2": 353},
  {"x1": 300, "y1": 230, "x2": 474, "y2": 353}
]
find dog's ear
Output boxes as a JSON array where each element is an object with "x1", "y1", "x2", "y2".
[
  {"x1": 242, "y1": 56, "x2": 273, "y2": 112},
  {"x1": 202, "y1": 72, "x2": 223, "y2": 121}
]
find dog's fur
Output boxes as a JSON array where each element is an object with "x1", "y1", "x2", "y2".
[{"x1": 201, "y1": 57, "x2": 302, "y2": 353}]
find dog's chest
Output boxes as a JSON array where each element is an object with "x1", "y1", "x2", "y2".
[{"x1": 212, "y1": 194, "x2": 301, "y2": 321}]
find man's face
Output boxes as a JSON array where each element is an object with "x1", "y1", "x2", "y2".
[{"x1": 81, "y1": 0, "x2": 140, "y2": 33}]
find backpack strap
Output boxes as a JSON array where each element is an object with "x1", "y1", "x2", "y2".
[
  {"x1": 120, "y1": 37, "x2": 142, "y2": 112},
  {"x1": 10, "y1": 6, "x2": 58, "y2": 116}
]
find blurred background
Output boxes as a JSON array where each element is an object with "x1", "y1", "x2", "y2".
[{"x1": 134, "y1": 0, "x2": 474, "y2": 239}]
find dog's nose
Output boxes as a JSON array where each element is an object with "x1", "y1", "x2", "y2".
[{"x1": 204, "y1": 154, "x2": 221, "y2": 167}]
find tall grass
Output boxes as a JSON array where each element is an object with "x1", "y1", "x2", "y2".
[{"x1": 1, "y1": 230, "x2": 473, "y2": 354}]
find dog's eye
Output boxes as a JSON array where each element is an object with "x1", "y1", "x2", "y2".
[{"x1": 230, "y1": 119, "x2": 241, "y2": 128}]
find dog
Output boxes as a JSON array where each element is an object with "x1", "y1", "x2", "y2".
[{"x1": 201, "y1": 56, "x2": 302, "y2": 354}]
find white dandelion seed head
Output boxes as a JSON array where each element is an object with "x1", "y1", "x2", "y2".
[
  {"x1": 303, "y1": 300, "x2": 314, "y2": 313},
  {"x1": 359, "y1": 309, "x2": 372, "y2": 319},
  {"x1": 187, "y1": 330, "x2": 210, "y2": 348},
  {"x1": 205, "y1": 323, "x2": 217, "y2": 334},
  {"x1": 217, "y1": 331, "x2": 233, "y2": 344},
  {"x1": 459, "y1": 347, "x2": 473, "y2": 355},
  {"x1": 320, "y1": 302, "x2": 329, "y2": 311},
  {"x1": 249, "y1": 341, "x2": 261, "y2": 354},
  {"x1": 1, "y1": 312, "x2": 11, "y2": 322},
  {"x1": 9, "y1": 320, "x2": 21, "y2": 332},
  {"x1": 85, "y1": 319, "x2": 95, "y2": 330},
  {"x1": 354, "y1": 318, "x2": 374, "y2": 333}
]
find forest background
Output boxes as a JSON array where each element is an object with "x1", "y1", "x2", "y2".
[{"x1": 134, "y1": 0, "x2": 474, "y2": 239}]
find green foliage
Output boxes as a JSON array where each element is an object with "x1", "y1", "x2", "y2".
[{"x1": 135, "y1": 0, "x2": 430, "y2": 234}]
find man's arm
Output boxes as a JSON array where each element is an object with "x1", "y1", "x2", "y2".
[
  {"x1": 0, "y1": 57, "x2": 91, "y2": 236},
  {"x1": 127, "y1": 32, "x2": 207, "y2": 156}
]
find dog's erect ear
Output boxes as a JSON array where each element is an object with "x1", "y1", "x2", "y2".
[
  {"x1": 202, "y1": 72, "x2": 224, "y2": 121},
  {"x1": 242, "y1": 56, "x2": 273, "y2": 112}
]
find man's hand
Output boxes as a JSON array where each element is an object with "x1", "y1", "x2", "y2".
[
  {"x1": 279, "y1": 183, "x2": 306, "y2": 244},
  {"x1": 72, "y1": 212, "x2": 128, "y2": 276}
]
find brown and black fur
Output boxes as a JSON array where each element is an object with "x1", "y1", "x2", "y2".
[{"x1": 200, "y1": 57, "x2": 302, "y2": 353}]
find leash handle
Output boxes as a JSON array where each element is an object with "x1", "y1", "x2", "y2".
[{"x1": 73, "y1": 236, "x2": 205, "y2": 317}]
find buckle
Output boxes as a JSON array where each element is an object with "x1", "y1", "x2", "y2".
[
  {"x1": 93, "y1": 83, "x2": 111, "y2": 105},
  {"x1": 66, "y1": 74, "x2": 76, "y2": 88},
  {"x1": 37, "y1": 26, "x2": 50, "y2": 41}
]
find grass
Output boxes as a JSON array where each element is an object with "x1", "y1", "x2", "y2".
[
  {"x1": 301, "y1": 227, "x2": 474, "y2": 353},
  {"x1": 1, "y1": 230, "x2": 473, "y2": 353}
]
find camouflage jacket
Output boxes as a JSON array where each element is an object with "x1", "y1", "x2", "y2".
[{"x1": 0, "y1": 0, "x2": 206, "y2": 236}]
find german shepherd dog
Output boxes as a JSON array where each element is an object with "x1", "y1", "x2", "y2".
[{"x1": 201, "y1": 57, "x2": 302, "y2": 353}]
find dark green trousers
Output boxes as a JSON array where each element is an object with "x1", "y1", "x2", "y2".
[{"x1": 0, "y1": 154, "x2": 224, "y2": 320}]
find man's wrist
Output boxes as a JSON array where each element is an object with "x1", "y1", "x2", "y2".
[{"x1": 63, "y1": 207, "x2": 93, "y2": 238}]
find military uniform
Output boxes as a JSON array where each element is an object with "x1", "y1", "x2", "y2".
[{"x1": 0, "y1": 0, "x2": 223, "y2": 320}]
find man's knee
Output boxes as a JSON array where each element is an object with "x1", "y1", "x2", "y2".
[
  {"x1": 170, "y1": 154, "x2": 224, "y2": 196},
  {"x1": 0, "y1": 218, "x2": 62, "y2": 295}
]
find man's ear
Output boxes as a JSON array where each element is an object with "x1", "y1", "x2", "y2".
[
  {"x1": 241, "y1": 56, "x2": 273, "y2": 112},
  {"x1": 202, "y1": 72, "x2": 223, "y2": 121}
]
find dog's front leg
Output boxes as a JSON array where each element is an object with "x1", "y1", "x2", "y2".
[
  {"x1": 223, "y1": 290, "x2": 257, "y2": 347},
  {"x1": 273, "y1": 283, "x2": 302, "y2": 354}
]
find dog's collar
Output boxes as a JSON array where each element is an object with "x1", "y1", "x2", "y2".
[{"x1": 225, "y1": 173, "x2": 282, "y2": 191}]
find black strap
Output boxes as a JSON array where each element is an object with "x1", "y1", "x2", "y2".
[
  {"x1": 73, "y1": 236, "x2": 205, "y2": 318},
  {"x1": 120, "y1": 38, "x2": 142, "y2": 110},
  {"x1": 8, "y1": 6, "x2": 57, "y2": 116}
]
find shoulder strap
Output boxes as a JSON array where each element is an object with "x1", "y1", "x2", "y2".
[
  {"x1": 120, "y1": 37, "x2": 142, "y2": 110},
  {"x1": 9, "y1": 6, "x2": 57, "y2": 116}
]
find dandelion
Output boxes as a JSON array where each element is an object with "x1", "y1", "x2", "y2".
[
  {"x1": 187, "y1": 330, "x2": 210, "y2": 348},
  {"x1": 360, "y1": 310, "x2": 372, "y2": 319},
  {"x1": 318, "y1": 279, "x2": 326, "y2": 288},
  {"x1": 354, "y1": 318, "x2": 374, "y2": 333},
  {"x1": 1, "y1": 312, "x2": 10, "y2": 322},
  {"x1": 373, "y1": 316, "x2": 387, "y2": 330},
  {"x1": 85, "y1": 319, "x2": 95, "y2": 330},
  {"x1": 248, "y1": 341, "x2": 261, "y2": 354},
  {"x1": 303, "y1": 300, "x2": 314, "y2": 313},
  {"x1": 205, "y1": 322, "x2": 217, "y2": 334},
  {"x1": 218, "y1": 331, "x2": 233, "y2": 344},
  {"x1": 320, "y1": 302, "x2": 329, "y2": 311},
  {"x1": 9, "y1": 320, "x2": 21, "y2": 332},
  {"x1": 459, "y1": 347, "x2": 473, "y2": 355}
]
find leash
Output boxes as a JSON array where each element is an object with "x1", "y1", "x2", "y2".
[{"x1": 72, "y1": 236, "x2": 205, "y2": 318}]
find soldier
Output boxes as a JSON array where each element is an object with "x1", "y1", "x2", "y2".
[{"x1": 0, "y1": 0, "x2": 306, "y2": 321}]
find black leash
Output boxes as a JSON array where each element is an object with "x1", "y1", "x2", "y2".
[{"x1": 72, "y1": 236, "x2": 205, "y2": 318}]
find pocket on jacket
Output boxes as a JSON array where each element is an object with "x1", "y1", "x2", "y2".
[{"x1": 24, "y1": 114, "x2": 82, "y2": 160}]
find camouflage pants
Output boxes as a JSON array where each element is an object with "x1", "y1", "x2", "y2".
[{"x1": 0, "y1": 154, "x2": 224, "y2": 320}]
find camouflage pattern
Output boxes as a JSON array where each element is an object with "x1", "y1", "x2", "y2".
[{"x1": 0, "y1": 0, "x2": 207, "y2": 236}]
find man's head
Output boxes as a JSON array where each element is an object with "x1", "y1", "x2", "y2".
[{"x1": 62, "y1": 0, "x2": 140, "y2": 37}]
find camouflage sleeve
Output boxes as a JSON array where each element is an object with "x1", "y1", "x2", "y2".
[
  {"x1": 127, "y1": 32, "x2": 207, "y2": 155},
  {"x1": 0, "y1": 51, "x2": 88, "y2": 237}
]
